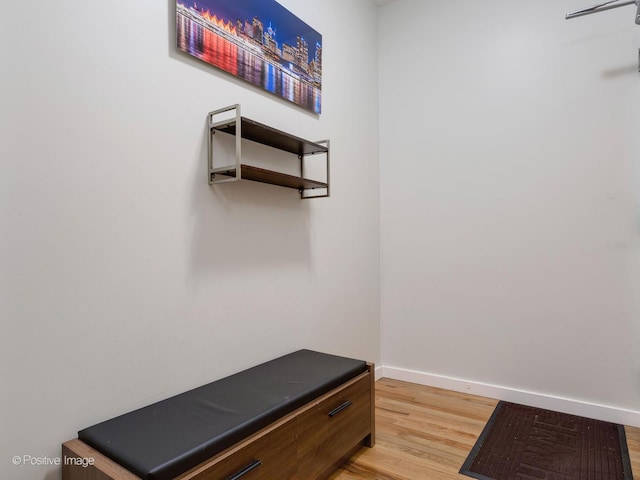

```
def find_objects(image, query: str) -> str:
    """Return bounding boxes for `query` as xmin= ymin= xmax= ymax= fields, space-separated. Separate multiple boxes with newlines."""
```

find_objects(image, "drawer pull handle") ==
xmin=328 ymin=400 xmax=353 ymax=417
xmin=227 ymin=459 xmax=262 ymax=480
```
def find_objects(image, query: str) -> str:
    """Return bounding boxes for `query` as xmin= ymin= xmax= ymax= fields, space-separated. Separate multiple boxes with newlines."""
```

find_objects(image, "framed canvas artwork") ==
xmin=177 ymin=0 xmax=322 ymax=114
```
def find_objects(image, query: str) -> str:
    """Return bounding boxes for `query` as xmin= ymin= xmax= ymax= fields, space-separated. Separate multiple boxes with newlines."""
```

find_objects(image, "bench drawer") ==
xmin=181 ymin=419 xmax=297 ymax=480
xmin=296 ymin=373 xmax=371 ymax=480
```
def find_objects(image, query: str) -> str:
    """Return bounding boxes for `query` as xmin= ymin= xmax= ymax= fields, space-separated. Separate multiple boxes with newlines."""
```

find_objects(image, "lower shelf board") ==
xmin=215 ymin=164 xmax=328 ymax=191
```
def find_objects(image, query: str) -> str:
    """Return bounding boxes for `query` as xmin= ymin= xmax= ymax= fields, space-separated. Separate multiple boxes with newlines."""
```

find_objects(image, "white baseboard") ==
xmin=380 ymin=365 xmax=640 ymax=428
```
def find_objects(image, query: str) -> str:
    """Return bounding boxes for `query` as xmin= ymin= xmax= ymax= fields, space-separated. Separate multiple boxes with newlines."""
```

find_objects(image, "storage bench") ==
xmin=62 ymin=350 xmax=375 ymax=480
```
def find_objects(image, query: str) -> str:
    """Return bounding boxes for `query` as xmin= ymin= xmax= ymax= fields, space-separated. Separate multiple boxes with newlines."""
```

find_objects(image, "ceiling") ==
xmin=371 ymin=0 xmax=396 ymax=5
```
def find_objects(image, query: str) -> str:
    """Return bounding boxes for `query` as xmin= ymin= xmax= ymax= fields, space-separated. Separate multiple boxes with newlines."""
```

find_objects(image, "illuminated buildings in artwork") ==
xmin=252 ymin=17 xmax=263 ymax=43
xmin=313 ymin=43 xmax=322 ymax=82
xmin=296 ymin=37 xmax=310 ymax=73
xmin=282 ymin=44 xmax=297 ymax=64
xmin=244 ymin=20 xmax=254 ymax=39
xmin=263 ymin=23 xmax=279 ymax=57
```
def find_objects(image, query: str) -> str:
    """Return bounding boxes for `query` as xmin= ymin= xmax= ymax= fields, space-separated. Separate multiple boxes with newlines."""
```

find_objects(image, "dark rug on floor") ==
xmin=460 ymin=401 xmax=634 ymax=480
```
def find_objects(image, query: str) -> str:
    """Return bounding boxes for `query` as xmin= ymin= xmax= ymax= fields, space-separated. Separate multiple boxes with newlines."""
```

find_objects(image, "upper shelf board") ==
xmin=211 ymin=117 xmax=328 ymax=157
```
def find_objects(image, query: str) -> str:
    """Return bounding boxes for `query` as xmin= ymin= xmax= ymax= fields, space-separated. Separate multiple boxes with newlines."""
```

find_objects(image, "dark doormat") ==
xmin=460 ymin=401 xmax=634 ymax=480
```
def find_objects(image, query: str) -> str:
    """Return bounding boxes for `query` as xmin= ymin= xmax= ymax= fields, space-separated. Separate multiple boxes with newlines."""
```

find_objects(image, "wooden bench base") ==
xmin=63 ymin=363 xmax=375 ymax=480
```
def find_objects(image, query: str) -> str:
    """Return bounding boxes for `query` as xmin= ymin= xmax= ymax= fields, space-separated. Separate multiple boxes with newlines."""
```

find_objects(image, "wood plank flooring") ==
xmin=329 ymin=378 xmax=640 ymax=480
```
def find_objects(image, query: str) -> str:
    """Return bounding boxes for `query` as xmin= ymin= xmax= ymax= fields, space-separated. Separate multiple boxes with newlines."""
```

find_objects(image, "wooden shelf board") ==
xmin=212 ymin=117 xmax=328 ymax=156
xmin=217 ymin=165 xmax=328 ymax=191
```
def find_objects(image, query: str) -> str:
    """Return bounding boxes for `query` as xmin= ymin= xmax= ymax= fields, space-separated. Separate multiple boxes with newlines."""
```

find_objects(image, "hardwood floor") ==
xmin=329 ymin=378 xmax=640 ymax=480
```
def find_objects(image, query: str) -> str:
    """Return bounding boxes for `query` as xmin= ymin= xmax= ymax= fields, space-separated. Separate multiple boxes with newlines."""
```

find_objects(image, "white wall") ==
xmin=0 ymin=1 xmax=380 ymax=479
xmin=6 ymin=0 xmax=640 ymax=476
xmin=379 ymin=0 xmax=640 ymax=425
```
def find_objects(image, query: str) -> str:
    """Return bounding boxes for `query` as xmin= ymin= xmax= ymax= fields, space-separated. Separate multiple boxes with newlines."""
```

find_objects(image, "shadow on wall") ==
xmin=601 ymin=63 xmax=639 ymax=78
xmin=189 ymin=127 xmax=312 ymax=276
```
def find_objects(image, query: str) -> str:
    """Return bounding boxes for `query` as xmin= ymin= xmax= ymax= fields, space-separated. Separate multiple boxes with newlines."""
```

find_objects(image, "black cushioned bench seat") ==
xmin=78 ymin=349 xmax=367 ymax=480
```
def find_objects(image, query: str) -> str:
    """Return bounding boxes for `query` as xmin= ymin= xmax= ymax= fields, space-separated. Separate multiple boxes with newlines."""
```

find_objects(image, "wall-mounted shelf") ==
xmin=208 ymin=105 xmax=330 ymax=199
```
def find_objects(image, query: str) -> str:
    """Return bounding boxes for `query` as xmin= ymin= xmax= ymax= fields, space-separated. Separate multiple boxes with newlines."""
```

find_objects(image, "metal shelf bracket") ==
xmin=300 ymin=139 xmax=330 ymax=199
xmin=208 ymin=104 xmax=242 ymax=185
